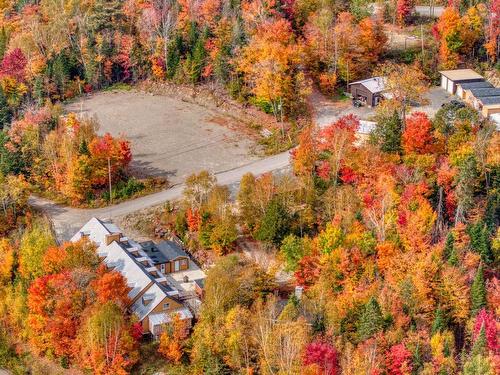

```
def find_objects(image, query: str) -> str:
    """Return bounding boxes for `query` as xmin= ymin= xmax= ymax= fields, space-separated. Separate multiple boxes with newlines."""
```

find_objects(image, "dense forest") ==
xmin=0 ymin=0 xmax=498 ymax=374
xmin=153 ymin=104 xmax=498 ymax=374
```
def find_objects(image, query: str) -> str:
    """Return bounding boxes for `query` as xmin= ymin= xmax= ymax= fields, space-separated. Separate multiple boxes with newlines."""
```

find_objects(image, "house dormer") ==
xmin=105 ymin=232 xmax=122 ymax=245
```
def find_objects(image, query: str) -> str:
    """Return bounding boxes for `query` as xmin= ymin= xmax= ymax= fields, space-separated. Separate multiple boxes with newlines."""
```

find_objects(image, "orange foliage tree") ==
xmin=158 ymin=313 xmax=190 ymax=363
xmin=402 ymin=112 xmax=435 ymax=154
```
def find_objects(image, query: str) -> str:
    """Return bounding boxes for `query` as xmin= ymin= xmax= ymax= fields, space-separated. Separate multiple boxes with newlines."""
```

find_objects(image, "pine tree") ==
xmin=470 ymin=265 xmax=487 ymax=316
xmin=0 ymin=27 xmax=8 ymax=61
xmin=0 ymin=87 xmax=12 ymax=130
xmin=483 ymin=192 xmax=499 ymax=235
xmin=468 ymin=223 xmax=493 ymax=263
xmin=471 ymin=326 xmax=487 ymax=357
xmin=432 ymin=308 xmax=447 ymax=334
xmin=448 ymin=246 xmax=459 ymax=266
xmin=443 ymin=232 xmax=455 ymax=260
xmin=256 ymin=199 xmax=290 ymax=246
xmin=79 ymin=139 xmax=89 ymax=156
xmin=371 ymin=110 xmax=402 ymax=154
xmin=357 ymin=297 xmax=384 ymax=341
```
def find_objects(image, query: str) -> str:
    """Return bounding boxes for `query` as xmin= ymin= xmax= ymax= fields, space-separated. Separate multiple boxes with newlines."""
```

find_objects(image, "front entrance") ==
xmin=174 ymin=260 xmax=180 ymax=272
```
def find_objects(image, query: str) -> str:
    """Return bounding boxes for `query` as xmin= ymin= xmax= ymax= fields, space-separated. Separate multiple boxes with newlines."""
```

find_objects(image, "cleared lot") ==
xmin=66 ymin=90 xmax=260 ymax=185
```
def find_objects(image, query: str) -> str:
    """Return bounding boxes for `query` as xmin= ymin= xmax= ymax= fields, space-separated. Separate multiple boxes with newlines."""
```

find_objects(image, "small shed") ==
xmin=348 ymin=77 xmax=386 ymax=107
xmin=439 ymin=69 xmax=484 ymax=95
xmin=456 ymin=81 xmax=493 ymax=99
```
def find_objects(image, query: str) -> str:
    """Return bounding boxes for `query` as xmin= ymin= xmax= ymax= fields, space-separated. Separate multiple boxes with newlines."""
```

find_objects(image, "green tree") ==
xmin=432 ymin=308 xmax=447 ymax=334
xmin=0 ymin=87 xmax=12 ymax=130
xmin=357 ymin=297 xmax=384 ymax=341
xmin=237 ymin=173 xmax=257 ymax=231
xmin=0 ymin=133 xmax=22 ymax=175
xmin=256 ymin=199 xmax=290 ymax=246
xmin=371 ymin=110 xmax=402 ymax=153
xmin=468 ymin=222 xmax=493 ymax=264
xmin=470 ymin=265 xmax=487 ymax=316
xmin=463 ymin=355 xmax=495 ymax=375
xmin=18 ymin=219 xmax=56 ymax=280
xmin=448 ymin=246 xmax=459 ymax=266
xmin=0 ymin=27 xmax=8 ymax=61
xmin=443 ymin=232 xmax=455 ymax=260
xmin=471 ymin=326 xmax=487 ymax=357
xmin=280 ymin=234 xmax=306 ymax=271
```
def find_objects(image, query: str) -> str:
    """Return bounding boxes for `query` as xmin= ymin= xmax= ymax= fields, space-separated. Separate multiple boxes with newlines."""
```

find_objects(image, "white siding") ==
xmin=447 ymin=79 xmax=454 ymax=94
xmin=441 ymin=75 xmax=448 ymax=90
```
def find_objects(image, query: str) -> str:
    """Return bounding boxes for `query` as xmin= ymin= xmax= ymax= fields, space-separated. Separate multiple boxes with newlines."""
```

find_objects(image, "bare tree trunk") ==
xmin=432 ymin=186 xmax=445 ymax=243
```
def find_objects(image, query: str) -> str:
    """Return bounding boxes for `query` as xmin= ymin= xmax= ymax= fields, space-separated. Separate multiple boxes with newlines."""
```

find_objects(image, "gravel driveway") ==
xmin=66 ymin=90 xmax=259 ymax=184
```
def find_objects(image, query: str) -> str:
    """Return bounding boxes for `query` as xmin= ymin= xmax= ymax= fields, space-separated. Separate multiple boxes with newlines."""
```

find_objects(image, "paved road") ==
xmin=30 ymin=151 xmax=291 ymax=241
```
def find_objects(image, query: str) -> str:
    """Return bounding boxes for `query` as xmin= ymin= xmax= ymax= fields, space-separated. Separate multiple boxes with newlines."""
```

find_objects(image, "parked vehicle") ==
xmin=353 ymin=99 xmax=363 ymax=107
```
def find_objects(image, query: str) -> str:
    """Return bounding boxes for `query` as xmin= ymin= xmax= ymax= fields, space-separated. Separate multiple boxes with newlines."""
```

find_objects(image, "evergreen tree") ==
xmin=256 ymin=199 xmax=290 ymax=246
xmin=471 ymin=326 xmax=487 ymax=357
xmin=484 ymin=190 xmax=499 ymax=235
xmin=443 ymin=232 xmax=455 ymax=261
xmin=448 ymin=246 xmax=459 ymax=266
xmin=432 ymin=308 xmax=447 ymax=334
xmin=189 ymin=36 xmax=206 ymax=83
xmin=470 ymin=265 xmax=487 ymax=316
xmin=0 ymin=87 xmax=11 ymax=130
xmin=371 ymin=110 xmax=402 ymax=153
xmin=468 ymin=222 xmax=493 ymax=264
xmin=79 ymin=139 xmax=89 ymax=156
xmin=357 ymin=297 xmax=384 ymax=341
xmin=0 ymin=132 xmax=22 ymax=175
xmin=0 ymin=27 xmax=8 ymax=62
xmin=462 ymin=355 xmax=494 ymax=375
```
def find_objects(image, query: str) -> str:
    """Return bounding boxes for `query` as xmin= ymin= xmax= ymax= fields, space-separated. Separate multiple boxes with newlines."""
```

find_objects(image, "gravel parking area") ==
xmin=66 ymin=90 xmax=260 ymax=185
xmin=323 ymin=87 xmax=455 ymax=123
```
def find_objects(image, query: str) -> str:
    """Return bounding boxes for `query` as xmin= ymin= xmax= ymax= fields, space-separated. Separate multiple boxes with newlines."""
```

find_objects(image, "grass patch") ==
xmin=103 ymin=82 xmax=133 ymax=92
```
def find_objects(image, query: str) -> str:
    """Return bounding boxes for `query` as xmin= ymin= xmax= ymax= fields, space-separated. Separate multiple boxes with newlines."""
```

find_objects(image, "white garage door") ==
xmin=447 ymin=79 xmax=454 ymax=94
xmin=441 ymin=75 xmax=447 ymax=90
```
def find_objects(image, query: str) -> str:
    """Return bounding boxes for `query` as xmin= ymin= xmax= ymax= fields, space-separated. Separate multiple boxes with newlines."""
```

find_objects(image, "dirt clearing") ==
xmin=66 ymin=89 xmax=261 ymax=185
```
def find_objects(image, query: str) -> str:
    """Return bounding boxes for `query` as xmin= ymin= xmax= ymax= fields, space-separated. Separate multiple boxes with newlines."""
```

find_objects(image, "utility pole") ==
xmin=421 ymin=23 xmax=425 ymax=66
xmin=108 ymin=157 xmax=112 ymax=206
xmin=346 ymin=60 xmax=349 ymax=91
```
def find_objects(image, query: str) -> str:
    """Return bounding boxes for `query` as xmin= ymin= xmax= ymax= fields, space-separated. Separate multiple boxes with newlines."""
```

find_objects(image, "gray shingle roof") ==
xmin=468 ymin=88 xmax=500 ymax=98
xmin=458 ymin=81 xmax=493 ymax=90
xmin=157 ymin=241 xmax=189 ymax=260
xmin=140 ymin=241 xmax=169 ymax=265
xmin=479 ymin=96 xmax=500 ymax=105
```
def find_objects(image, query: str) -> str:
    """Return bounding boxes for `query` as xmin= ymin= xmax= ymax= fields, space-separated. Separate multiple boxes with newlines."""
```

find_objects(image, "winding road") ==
xmin=29 ymin=151 xmax=292 ymax=241
xmin=29 ymin=90 xmax=341 ymax=241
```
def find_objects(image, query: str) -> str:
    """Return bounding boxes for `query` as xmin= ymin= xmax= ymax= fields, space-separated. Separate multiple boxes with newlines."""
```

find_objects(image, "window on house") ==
xmin=163 ymin=303 xmax=170 ymax=310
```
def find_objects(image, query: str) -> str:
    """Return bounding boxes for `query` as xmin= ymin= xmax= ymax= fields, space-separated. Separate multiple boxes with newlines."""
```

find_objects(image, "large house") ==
xmin=71 ymin=217 xmax=206 ymax=339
